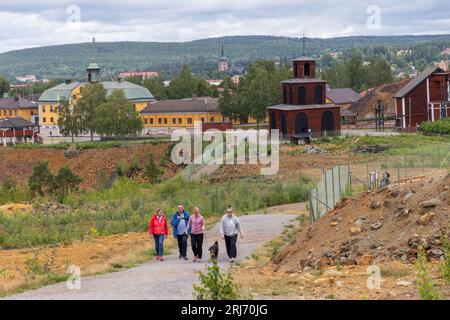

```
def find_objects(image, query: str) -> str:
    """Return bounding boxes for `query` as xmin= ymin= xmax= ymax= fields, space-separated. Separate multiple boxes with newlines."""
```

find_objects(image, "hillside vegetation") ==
xmin=1 ymin=35 xmax=450 ymax=80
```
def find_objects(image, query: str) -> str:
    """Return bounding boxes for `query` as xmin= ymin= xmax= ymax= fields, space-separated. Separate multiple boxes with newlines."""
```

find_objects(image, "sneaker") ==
xmin=156 ymin=256 xmax=160 ymax=261
xmin=197 ymin=259 xmax=202 ymax=263
xmin=160 ymin=257 xmax=164 ymax=261
xmin=183 ymin=256 xmax=189 ymax=260
xmin=193 ymin=257 xmax=197 ymax=262
xmin=179 ymin=254 xmax=182 ymax=259
xmin=230 ymin=258 xmax=235 ymax=263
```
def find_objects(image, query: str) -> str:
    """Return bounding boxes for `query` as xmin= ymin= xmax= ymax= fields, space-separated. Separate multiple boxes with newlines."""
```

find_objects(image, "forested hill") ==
xmin=1 ymin=34 xmax=450 ymax=81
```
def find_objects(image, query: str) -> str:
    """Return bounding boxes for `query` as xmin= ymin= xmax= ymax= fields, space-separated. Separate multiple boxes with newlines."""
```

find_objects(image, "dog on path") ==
xmin=209 ymin=241 xmax=219 ymax=260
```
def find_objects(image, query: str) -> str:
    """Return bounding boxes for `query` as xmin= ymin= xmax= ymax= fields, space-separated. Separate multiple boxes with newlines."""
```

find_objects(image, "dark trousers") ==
xmin=153 ymin=234 xmax=165 ymax=256
xmin=224 ymin=234 xmax=238 ymax=259
xmin=191 ymin=234 xmax=204 ymax=259
xmin=177 ymin=234 xmax=188 ymax=257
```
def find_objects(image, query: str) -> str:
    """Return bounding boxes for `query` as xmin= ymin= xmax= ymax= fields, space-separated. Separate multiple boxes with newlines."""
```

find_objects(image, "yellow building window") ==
xmin=164 ymin=118 xmax=168 ymax=124
xmin=43 ymin=117 xmax=47 ymax=123
xmin=210 ymin=117 xmax=215 ymax=122
xmin=150 ymin=118 xmax=154 ymax=125
xmin=187 ymin=118 xmax=193 ymax=124
xmin=50 ymin=117 xmax=54 ymax=123
xmin=201 ymin=117 xmax=205 ymax=122
xmin=172 ymin=118 xmax=176 ymax=125
xmin=178 ymin=118 xmax=182 ymax=124
xmin=158 ymin=118 xmax=162 ymax=124
xmin=42 ymin=106 xmax=46 ymax=113
xmin=144 ymin=118 xmax=148 ymax=124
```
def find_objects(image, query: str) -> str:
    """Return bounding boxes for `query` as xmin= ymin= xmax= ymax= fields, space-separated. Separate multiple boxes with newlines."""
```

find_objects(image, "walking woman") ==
xmin=149 ymin=208 xmax=169 ymax=261
xmin=219 ymin=206 xmax=244 ymax=263
xmin=186 ymin=207 xmax=205 ymax=262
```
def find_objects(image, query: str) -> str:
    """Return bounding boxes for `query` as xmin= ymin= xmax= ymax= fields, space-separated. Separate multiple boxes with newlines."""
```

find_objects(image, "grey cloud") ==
xmin=0 ymin=0 xmax=449 ymax=53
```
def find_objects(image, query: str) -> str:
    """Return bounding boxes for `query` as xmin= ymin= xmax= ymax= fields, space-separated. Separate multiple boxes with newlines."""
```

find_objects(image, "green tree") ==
xmin=367 ymin=57 xmax=393 ymax=88
xmin=77 ymin=83 xmax=107 ymax=141
xmin=54 ymin=166 xmax=82 ymax=198
xmin=58 ymin=97 xmax=81 ymax=143
xmin=143 ymin=77 xmax=168 ymax=100
xmin=28 ymin=161 xmax=54 ymax=197
xmin=239 ymin=61 xmax=285 ymax=127
xmin=94 ymin=89 xmax=143 ymax=138
xmin=144 ymin=154 xmax=163 ymax=183
xmin=345 ymin=55 xmax=367 ymax=92
xmin=168 ymin=65 xmax=196 ymax=99
xmin=218 ymin=85 xmax=237 ymax=121
xmin=0 ymin=76 xmax=10 ymax=97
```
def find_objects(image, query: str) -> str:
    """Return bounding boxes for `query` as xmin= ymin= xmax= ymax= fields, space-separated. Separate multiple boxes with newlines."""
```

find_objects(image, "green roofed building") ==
xmin=38 ymin=59 xmax=154 ymax=135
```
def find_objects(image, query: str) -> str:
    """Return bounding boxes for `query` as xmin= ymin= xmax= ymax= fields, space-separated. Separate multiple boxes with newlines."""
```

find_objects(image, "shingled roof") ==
xmin=394 ymin=66 xmax=442 ymax=98
xmin=0 ymin=97 xmax=38 ymax=109
xmin=326 ymin=88 xmax=361 ymax=105
xmin=0 ymin=117 xmax=38 ymax=129
xmin=141 ymin=97 xmax=219 ymax=114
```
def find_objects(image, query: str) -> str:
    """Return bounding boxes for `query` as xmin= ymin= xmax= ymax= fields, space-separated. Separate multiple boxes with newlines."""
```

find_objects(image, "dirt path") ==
xmin=6 ymin=214 xmax=296 ymax=300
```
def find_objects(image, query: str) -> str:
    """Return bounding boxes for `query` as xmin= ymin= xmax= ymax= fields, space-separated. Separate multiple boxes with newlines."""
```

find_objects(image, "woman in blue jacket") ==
xmin=171 ymin=204 xmax=191 ymax=260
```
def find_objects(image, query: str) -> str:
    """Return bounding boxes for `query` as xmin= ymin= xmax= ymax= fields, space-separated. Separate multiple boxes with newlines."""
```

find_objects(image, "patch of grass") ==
xmin=381 ymin=265 xmax=412 ymax=278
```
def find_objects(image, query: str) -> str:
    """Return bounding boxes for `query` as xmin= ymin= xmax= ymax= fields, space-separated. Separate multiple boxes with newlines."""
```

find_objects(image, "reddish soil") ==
xmin=0 ymin=143 xmax=176 ymax=189
xmin=276 ymin=174 xmax=450 ymax=272
xmin=349 ymin=79 xmax=410 ymax=119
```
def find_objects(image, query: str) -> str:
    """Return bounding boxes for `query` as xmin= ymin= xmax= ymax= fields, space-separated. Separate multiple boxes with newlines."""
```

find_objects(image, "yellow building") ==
xmin=0 ymin=97 xmax=39 ymax=123
xmin=141 ymin=97 xmax=225 ymax=128
xmin=38 ymin=59 xmax=154 ymax=134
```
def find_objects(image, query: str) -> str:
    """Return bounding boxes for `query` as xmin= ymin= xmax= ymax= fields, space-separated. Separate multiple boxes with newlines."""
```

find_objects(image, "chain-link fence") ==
xmin=309 ymin=165 xmax=350 ymax=222
xmin=309 ymin=143 xmax=450 ymax=223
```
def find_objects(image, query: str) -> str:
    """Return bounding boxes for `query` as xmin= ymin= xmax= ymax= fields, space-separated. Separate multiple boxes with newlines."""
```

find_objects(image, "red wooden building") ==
xmin=0 ymin=117 xmax=39 ymax=146
xmin=394 ymin=66 xmax=450 ymax=129
xmin=268 ymin=57 xmax=341 ymax=138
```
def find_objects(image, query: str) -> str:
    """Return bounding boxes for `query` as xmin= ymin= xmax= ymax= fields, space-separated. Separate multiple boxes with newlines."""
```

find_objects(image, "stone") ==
xmin=428 ymin=249 xmax=444 ymax=260
xmin=420 ymin=198 xmax=441 ymax=208
xmin=396 ymin=280 xmax=412 ymax=287
xmin=383 ymin=200 xmax=391 ymax=208
xmin=359 ymin=254 xmax=373 ymax=266
xmin=417 ymin=212 xmax=435 ymax=226
xmin=324 ymin=269 xmax=343 ymax=277
xmin=350 ymin=226 xmax=362 ymax=236
xmin=371 ymin=222 xmax=383 ymax=230
xmin=370 ymin=201 xmax=381 ymax=209
xmin=330 ymin=222 xmax=338 ymax=226
xmin=390 ymin=190 xmax=400 ymax=198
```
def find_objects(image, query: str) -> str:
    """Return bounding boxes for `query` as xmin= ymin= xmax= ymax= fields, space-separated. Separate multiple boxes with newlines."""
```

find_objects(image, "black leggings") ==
xmin=224 ymin=234 xmax=238 ymax=259
xmin=191 ymin=234 xmax=204 ymax=259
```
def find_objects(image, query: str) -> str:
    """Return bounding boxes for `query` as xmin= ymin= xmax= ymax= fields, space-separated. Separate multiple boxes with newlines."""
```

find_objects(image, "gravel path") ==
xmin=7 ymin=214 xmax=296 ymax=300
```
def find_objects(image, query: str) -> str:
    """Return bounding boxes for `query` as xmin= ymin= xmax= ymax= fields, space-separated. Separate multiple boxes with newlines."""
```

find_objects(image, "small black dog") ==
xmin=209 ymin=241 xmax=219 ymax=260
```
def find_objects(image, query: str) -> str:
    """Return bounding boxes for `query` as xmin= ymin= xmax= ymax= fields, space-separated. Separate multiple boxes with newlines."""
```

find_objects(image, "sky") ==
xmin=0 ymin=0 xmax=449 ymax=53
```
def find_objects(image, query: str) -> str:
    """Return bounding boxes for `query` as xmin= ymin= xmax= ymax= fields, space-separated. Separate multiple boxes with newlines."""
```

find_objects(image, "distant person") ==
xmin=186 ymin=207 xmax=205 ymax=262
xmin=370 ymin=170 xmax=378 ymax=189
xmin=380 ymin=172 xmax=391 ymax=187
xmin=219 ymin=206 xmax=244 ymax=263
xmin=149 ymin=208 xmax=169 ymax=261
xmin=171 ymin=204 xmax=190 ymax=260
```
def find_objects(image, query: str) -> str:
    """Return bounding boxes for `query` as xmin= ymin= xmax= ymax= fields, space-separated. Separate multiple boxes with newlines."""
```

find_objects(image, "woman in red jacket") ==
xmin=149 ymin=208 xmax=169 ymax=261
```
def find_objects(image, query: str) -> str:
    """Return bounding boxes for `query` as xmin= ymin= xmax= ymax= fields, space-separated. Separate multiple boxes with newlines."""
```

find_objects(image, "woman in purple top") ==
xmin=186 ymin=207 xmax=205 ymax=262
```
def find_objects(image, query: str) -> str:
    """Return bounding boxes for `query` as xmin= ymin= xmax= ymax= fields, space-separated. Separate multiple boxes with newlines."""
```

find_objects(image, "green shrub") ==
xmin=193 ymin=259 xmax=240 ymax=300
xmin=440 ymin=234 xmax=450 ymax=285
xmin=416 ymin=246 xmax=441 ymax=300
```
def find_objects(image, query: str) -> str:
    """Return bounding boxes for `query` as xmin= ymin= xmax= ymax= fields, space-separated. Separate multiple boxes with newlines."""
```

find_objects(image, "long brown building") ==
xmin=394 ymin=66 xmax=449 ymax=129
xmin=268 ymin=57 xmax=341 ymax=138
